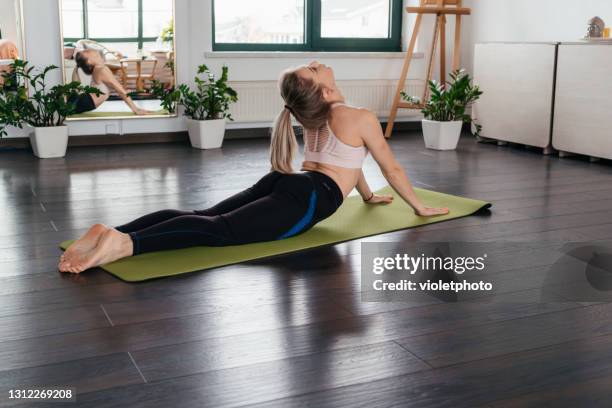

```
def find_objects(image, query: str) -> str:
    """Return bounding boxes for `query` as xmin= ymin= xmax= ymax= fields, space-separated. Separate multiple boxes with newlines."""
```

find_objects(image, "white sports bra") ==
xmin=302 ymin=102 xmax=368 ymax=169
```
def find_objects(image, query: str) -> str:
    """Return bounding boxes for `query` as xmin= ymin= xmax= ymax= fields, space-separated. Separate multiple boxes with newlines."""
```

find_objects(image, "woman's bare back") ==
xmin=301 ymin=103 xmax=369 ymax=197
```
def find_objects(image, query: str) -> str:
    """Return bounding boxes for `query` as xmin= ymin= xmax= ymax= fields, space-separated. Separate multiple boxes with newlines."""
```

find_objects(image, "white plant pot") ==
xmin=187 ymin=118 xmax=226 ymax=149
xmin=30 ymin=126 xmax=69 ymax=158
xmin=421 ymin=119 xmax=463 ymax=150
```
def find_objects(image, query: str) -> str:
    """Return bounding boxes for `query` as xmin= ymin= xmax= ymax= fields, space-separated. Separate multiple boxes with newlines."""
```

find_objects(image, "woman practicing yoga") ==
xmin=58 ymin=60 xmax=449 ymax=273
xmin=69 ymin=49 xmax=153 ymax=115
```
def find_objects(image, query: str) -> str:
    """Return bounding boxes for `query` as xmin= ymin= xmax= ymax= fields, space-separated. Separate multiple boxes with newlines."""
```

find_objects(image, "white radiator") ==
xmin=227 ymin=79 xmax=425 ymax=123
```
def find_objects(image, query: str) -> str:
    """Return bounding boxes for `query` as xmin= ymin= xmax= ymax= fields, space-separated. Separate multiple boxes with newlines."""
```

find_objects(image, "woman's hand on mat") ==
xmin=415 ymin=206 xmax=449 ymax=217
xmin=366 ymin=194 xmax=394 ymax=204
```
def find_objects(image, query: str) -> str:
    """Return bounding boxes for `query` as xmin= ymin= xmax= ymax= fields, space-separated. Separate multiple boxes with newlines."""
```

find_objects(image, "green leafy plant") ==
xmin=159 ymin=20 xmax=174 ymax=46
xmin=0 ymin=60 xmax=100 ymax=137
xmin=402 ymin=69 xmax=483 ymax=136
xmin=151 ymin=80 xmax=181 ymax=114
xmin=179 ymin=64 xmax=238 ymax=121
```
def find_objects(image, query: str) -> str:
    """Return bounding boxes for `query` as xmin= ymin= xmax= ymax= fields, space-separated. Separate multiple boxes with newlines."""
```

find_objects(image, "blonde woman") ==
xmin=59 ymin=60 xmax=449 ymax=274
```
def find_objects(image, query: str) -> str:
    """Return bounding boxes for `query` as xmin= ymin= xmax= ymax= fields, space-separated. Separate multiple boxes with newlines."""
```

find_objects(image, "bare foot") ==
xmin=66 ymin=228 xmax=134 ymax=274
xmin=61 ymin=248 xmax=96 ymax=273
xmin=59 ymin=224 xmax=109 ymax=271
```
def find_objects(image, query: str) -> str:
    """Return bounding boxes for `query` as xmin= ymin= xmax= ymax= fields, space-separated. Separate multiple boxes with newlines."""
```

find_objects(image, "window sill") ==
xmin=204 ymin=51 xmax=424 ymax=59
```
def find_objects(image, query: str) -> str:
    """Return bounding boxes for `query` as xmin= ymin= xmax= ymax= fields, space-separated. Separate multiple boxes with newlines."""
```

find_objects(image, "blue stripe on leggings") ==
xmin=277 ymin=190 xmax=317 ymax=239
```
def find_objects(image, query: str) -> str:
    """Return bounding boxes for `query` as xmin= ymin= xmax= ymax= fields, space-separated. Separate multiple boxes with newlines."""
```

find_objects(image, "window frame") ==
xmin=212 ymin=0 xmax=403 ymax=52
xmin=63 ymin=0 xmax=158 ymax=50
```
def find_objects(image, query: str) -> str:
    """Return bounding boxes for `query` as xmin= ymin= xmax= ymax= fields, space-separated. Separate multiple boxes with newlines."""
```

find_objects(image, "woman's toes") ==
xmin=59 ymin=259 xmax=69 ymax=270
xmin=72 ymin=253 xmax=95 ymax=273
xmin=72 ymin=262 xmax=87 ymax=274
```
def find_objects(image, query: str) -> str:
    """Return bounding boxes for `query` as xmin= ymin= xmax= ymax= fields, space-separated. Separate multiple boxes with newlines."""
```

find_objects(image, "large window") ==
xmin=62 ymin=0 xmax=173 ymax=56
xmin=212 ymin=0 xmax=402 ymax=52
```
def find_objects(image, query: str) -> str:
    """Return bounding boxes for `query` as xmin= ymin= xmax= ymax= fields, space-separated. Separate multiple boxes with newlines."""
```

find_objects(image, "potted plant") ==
xmin=402 ymin=69 xmax=482 ymax=151
xmin=0 ymin=60 xmax=100 ymax=158
xmin=179 ymin=64 xmax=238 ymax=149
xmin=151 ymin=78 xmax=180 ymax=115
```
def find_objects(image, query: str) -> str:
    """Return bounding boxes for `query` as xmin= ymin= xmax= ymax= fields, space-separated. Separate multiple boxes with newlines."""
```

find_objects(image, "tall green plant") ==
xmin=0 ymin=60 xmax=100 ymax=137
xmin=179 ymin=64 xmax=238 ymax=121
xmin=402 ymin=69 xmax=483 ymax=136
xmin=151 ymin=80 xmax=180 ymax=114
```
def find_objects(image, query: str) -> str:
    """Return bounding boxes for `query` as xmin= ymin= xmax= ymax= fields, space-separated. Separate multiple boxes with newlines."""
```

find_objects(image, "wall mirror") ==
xmin=0 ymin=0 xmax=25 ymax=89
xmin=59 ymin=0 xmax=176 ymax=120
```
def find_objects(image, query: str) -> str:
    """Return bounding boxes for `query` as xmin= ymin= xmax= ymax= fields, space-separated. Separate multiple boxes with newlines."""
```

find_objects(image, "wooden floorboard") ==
xmin=396 ymin=302 xmax=612 ymax=367
xmin=1 ymin=133 xmax=611 ymax=407
xmin=0 ymin=353 xmax=144 ymax=405
xmin=30 ymin=342 xmax=428 ymax=408
xmin=246 ymin=332 xmax=612 ymax=408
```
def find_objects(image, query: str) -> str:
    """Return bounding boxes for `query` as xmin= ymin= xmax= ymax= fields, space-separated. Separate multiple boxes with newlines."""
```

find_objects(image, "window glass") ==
xmin=320 ymin=0 xmax=390 ymax=38
xmin=87 ymin=0 xmax=139 ymax=38
xmin=142 ymin=0 xmax=173 ymax=38
xmin=214 ymin=0 xmax=305 ymax=44
xmin=61 ymin=0 xmax=84 ymax=39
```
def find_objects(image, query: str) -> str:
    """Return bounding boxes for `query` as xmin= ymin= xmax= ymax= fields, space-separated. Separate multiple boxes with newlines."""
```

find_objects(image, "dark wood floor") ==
xmin=1 ymin=132 xmax=612 ymax=408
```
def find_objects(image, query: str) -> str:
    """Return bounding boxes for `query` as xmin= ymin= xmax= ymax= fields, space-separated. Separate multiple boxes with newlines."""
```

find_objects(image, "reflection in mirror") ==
xmin=0 ymin=0 xmax=25 ymax=90
xmin=59 ymin=0 xmax=176 ymax=120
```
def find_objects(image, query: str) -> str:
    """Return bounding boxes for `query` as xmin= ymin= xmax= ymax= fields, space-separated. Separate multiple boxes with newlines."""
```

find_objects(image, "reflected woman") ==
xmin=0 ymin=39 xmax=19 ymax=88
xmin=69 ymin=49 xmax=153 ymax=115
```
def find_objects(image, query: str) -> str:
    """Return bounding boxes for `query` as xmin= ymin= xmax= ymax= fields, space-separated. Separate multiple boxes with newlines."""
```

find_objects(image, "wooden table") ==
xmin=119 ymin=57 xmax=158 ymax=92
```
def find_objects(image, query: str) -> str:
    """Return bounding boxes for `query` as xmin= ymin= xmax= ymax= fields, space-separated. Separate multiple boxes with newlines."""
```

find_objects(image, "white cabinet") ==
xmin=553 ymin=43 xmax=612 ymax=160
xmin=473 ymin=42 xmax=558 ymax=149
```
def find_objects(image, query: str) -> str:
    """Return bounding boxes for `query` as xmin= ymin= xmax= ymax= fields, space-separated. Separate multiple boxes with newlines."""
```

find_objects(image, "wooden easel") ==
xmin=384 ymin=0 xmax=471 ymax=138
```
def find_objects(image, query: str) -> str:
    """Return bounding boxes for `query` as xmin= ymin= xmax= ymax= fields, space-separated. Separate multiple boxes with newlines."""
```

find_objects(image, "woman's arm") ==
xmin=358 ymin=111 xmax=448 ymax=216
xmin=98 ymin=67 xmax=151 ymax=115
xmin=356 ymin=170 xmax=393 ymax=204
xmin=355 ymin=170 xmax=372 ymax=199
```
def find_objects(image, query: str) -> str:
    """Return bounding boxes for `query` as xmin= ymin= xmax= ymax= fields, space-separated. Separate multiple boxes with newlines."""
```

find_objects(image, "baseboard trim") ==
xmin=0 ymin=138 xmax=29 ymax=149
xmin=69 ymin=132 xmax=190 ymax=146
xmin=0 ymin=121 xmax=424 ymax=150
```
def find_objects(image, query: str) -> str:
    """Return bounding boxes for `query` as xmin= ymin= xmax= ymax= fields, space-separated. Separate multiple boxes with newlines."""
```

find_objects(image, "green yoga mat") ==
xmin=60 ymin=186 xmax=491 ymax=282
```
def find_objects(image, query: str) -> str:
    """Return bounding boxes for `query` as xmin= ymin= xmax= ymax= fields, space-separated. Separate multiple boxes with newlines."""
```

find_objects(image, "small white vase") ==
xmin=421 ymin=119 xmax=463 ymax=151
xmin=187 ymin=118 xmax=226 ymax=149
xmin=30 ymin=126 xmax=69 ymax=158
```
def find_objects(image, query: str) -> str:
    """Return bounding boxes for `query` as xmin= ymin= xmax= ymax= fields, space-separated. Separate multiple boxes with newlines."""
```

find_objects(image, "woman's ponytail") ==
xmin=270 ymin=69 xmax=331 ymax=173
xmin=270 ymin=107 xmax=297 ymax=173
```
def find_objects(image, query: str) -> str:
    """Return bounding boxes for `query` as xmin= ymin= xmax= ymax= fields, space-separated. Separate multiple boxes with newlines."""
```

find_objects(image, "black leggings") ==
xmin=68 ymin=93 xmax=97 ymax=114
xmin=115 ymin=171 xmax=344 ymax=255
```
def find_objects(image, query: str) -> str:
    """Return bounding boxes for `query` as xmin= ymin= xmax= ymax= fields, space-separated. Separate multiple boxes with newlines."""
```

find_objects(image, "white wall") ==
xmin=4 ymin=0 xmax=435 ymax=138
xmin=462 ymin=0 xmax=612 ymax=74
